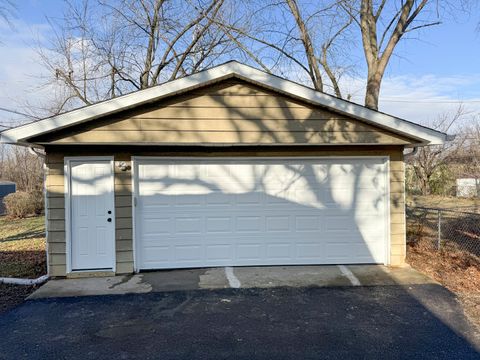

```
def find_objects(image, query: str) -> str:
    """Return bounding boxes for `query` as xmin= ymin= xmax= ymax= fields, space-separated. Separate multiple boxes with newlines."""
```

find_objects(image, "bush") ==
xmin=3 ymin=191 xmax=44 ymax=219
xmin=429 ymin=164 xmax=455 ymax=196
xmin=30 ymin=190 xmax=45 ymax=215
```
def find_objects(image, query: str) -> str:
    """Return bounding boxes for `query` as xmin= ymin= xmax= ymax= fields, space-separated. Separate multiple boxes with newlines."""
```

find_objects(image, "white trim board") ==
xmin=0 ymin=61 xmax=449 ymax=146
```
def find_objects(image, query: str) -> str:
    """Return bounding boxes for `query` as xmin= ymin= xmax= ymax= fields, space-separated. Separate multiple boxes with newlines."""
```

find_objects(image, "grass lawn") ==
xmin=0 ymin=215 xmax=46 ymax=314
xmin=0 ymin=215 xmax=46 ymax=278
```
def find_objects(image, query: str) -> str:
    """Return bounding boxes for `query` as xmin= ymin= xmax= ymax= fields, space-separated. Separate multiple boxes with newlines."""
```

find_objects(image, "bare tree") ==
xmin=285 ymin=0 xmax=324 ymax=91
xmin=228 ymin=1 xmax=470 ymax=110
xmin=38 ymin=0 xmax=234 ymax=112
xmin=213 ymin=0 xmax=353 ymax=97
xmin=408 ymin=106 xmax=467 ymax=195
xmin=455 ymin=122 xmax=480 ymax=179
xmin=0 ymin=146 xmax=43 ymax=193
xmin=33 ymin=0 xmax=473 ymax=113
xmin=340 ymin=0 xmax=451 ymax=110
xmin=216 ymin=0 xmax=457 ymax=105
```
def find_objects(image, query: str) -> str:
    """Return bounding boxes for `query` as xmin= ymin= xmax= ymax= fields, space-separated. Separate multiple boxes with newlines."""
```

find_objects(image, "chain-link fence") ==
xmin=406 ymin=206 xmax=480 ymax=257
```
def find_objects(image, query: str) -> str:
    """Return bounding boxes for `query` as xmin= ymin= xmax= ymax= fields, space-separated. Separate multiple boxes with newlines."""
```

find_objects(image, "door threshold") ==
xmin=67 ymin=270 xmax=115 ymax=279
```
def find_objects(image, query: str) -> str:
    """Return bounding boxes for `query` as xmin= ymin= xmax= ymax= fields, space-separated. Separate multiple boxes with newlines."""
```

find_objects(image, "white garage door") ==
xmin=134 ymin=157 xmax=389 ymax=270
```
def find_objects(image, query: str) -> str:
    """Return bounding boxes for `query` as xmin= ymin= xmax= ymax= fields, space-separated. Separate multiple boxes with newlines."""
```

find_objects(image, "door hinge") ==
xmin=134 ymin=197 xmax=137 ymax=207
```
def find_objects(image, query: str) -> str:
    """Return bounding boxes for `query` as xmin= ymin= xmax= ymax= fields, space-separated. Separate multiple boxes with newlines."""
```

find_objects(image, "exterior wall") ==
xmin=45 ymin=145 xmax=405 ymax=277
xmin=45 ymin=151 xmax=134 ymax=276
xmin=33 ymin=81 xmax=416 ymax=146
xmin=456 ymin=178 xmax=479 ymax=198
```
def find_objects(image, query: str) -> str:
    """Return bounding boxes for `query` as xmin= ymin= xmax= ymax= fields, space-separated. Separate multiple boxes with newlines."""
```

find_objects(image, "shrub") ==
xmin=30 ymin=190 xmax=45 ymax=215
xmin=429 ymin=164 xmax=455 ymax=196
xmin=3 ymin=191 xmax=44 ymax=219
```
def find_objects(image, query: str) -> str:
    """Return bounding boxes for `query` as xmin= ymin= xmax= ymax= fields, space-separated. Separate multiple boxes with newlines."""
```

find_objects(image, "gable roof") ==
xmin=0 ymin=61 xmax=450 ymax=146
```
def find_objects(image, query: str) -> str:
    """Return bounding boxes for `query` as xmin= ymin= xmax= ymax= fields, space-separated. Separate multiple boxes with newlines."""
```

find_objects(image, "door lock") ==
xmin=107 ymin=218 xmax=112 ymax=222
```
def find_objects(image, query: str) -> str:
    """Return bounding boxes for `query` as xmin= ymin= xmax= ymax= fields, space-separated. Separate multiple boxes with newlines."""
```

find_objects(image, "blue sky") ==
xmin=14 ymin=0 xmax=63 ymax=25
xmin=1 ymin=0 xmax=480 ymax=128
xmin=391 ymin=11 xmax=480 ymax=78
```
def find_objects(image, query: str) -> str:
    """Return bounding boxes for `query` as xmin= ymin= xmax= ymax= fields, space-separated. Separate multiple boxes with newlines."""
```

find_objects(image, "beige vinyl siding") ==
xmin=33 ymin=81 xmax=416 ymax=146
xmin=114 ymin=153 xmax=134 ymax=272
xmin=44 ymin=145 xmax=406 ymax=276
xmin=45 ymin=159 xmax=66 ymax=276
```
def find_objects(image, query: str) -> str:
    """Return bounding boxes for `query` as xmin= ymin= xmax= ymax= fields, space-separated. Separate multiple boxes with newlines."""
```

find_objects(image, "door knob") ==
xmin=107 ymin=218 xmax=112 ymax=222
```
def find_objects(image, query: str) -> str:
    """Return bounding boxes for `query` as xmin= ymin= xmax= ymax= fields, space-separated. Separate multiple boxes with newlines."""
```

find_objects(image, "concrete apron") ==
xmin=29 ymin=265 xmax=437 ymax=299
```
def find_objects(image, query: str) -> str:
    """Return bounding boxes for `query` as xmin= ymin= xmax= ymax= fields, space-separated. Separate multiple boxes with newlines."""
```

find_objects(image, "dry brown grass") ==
xmin=407 ymin=241 xmax=480 ymax=330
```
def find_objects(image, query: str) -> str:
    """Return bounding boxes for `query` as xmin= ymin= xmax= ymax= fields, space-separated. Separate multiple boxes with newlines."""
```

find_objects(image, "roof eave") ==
xmin=0 ymin=61 xmax=450 ymax=147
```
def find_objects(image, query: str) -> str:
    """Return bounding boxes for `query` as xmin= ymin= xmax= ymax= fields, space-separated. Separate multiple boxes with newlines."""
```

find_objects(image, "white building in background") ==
xmin=456 ymin=178 xmax=480 ymax=198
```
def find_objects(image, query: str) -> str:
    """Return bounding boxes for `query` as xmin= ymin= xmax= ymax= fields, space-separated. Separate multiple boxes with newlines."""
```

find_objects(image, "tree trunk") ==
xmin=286 ymin=0 xmax=323 ymax=92
xmin=365 ymin=68 xmax=383 ymax=110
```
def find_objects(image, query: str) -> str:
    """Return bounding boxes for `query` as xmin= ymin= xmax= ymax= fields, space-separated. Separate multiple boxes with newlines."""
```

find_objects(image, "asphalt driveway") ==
xmin=0 ymin=283 xmax=478 ymax=359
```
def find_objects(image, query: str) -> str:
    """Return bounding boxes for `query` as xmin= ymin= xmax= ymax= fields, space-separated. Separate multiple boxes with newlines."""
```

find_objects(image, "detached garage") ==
xmin=0 ymin=61 xmax=449 ymax=277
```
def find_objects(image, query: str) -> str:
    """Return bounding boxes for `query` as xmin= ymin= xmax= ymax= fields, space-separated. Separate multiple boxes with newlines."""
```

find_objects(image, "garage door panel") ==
xmin=355 ymin=199 xmax=387 ymax=212
xmin=264 ymin=193 xmax=296 ymax=206
xmin=266 ymin=216 xmax=291 ymax=232
xmin=266 ymin=243 xmax=294 ymax=259
xmin=327 ymin=192 xmax=386 ymax=208
xmin=235 ymin=243 xmax=263 ymax=261
xmin=141 ymin=217 xmax=172 ymax=234
xmin=175 ymin=245 xmax=204 ymax=262
xmin=174 ymin=217 xmax=203 ymax=234
xmin=140 ymin=195 xmax=173 ymax=208
xmin=325 ymin=243 xmax=351 ymax=260
xmin=295 ymin=215 xmax=320 ymax=231
xmin=142 ymin=246 xmax=171 ymax=264
xmin=236 ymin=192 xmax=264 ymax=206
xmin=206 ymin=216 xmax=233 ymax=233
xmin=174 ymin=195 xmax=205 ymax=207
xmin=352 ymin=243 xmax=379 ymax=258
xmin=324 ymin=215 xmax=359 ymax=232
xmin=236 ymin=216 xmax=264 ymax=232
xmin=296 ymin=243 xmax=325 ymax=259
xmin=135 ymin=158 xmax=388 ymax=269
xmin=205 ymin=245 xmax=233 ymax=261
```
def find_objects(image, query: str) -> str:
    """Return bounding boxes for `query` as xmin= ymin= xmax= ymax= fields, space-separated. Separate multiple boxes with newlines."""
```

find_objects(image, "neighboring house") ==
xmin=456 ymin=178 xmax=480 ymax=198
xmin=0 ymin=61 xmax=449 ymax=278
xmin=0 ymin=181 xmax=16 ymax=215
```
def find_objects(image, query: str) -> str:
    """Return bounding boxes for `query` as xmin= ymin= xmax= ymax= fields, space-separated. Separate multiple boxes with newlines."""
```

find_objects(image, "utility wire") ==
xmin=380 ymin=99 xmax=480 ymax=104
xmin=0 ymin=107 xmax=41 ymax=130
xmin=0 ymin=107 xmax=36 ymax=118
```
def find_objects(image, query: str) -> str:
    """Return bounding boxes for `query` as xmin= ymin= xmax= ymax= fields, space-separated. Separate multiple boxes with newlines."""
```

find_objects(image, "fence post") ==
xmin=437 ymin=210 xmax=442 ymax=250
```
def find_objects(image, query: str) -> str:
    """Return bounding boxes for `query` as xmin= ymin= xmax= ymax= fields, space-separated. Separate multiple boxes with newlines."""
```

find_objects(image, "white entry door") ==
xmin=69 ymin=160 xmax=115 ymax=271
xmin=135 ymin=157 xmax=389 ymax=270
